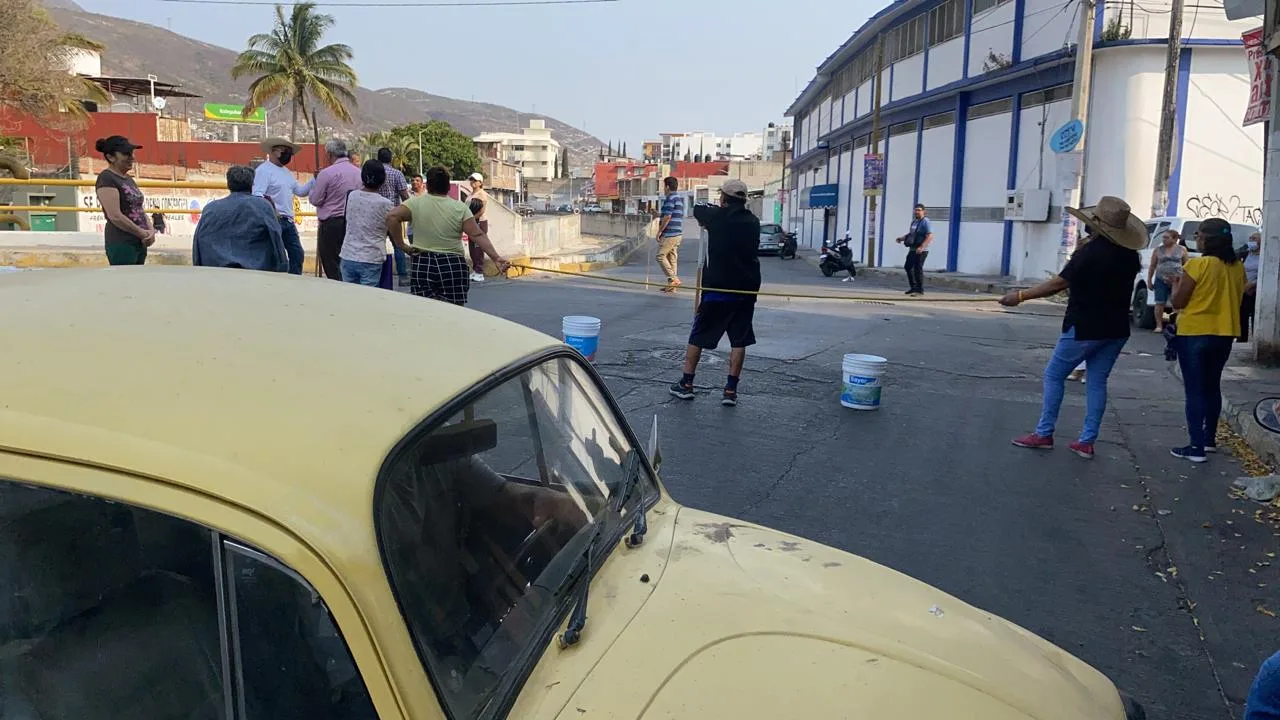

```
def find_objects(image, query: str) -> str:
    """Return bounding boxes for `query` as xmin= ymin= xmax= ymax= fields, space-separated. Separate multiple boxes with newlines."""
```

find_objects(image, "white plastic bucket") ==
xmin=841 ymin=353 xmax=887 ymax=410
xmin=562 ymin=315 xmax=602 ymax=362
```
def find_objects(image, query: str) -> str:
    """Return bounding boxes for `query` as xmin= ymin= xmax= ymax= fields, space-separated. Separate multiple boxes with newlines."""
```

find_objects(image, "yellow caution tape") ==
xmin=508 ymin=263 xmax=1005 ymax=303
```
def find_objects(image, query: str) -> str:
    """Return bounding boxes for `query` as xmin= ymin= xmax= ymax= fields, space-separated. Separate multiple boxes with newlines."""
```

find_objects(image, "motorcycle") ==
xmin=819 ymin=232 xmax=857 ymax=280
xmin=778 ymin=231 xmax=798 ymax=260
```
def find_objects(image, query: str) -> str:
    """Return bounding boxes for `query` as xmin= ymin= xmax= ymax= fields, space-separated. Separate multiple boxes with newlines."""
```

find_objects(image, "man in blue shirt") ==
xmin=193 ymin=165 xmax=287 ymax=272
xmin=656 ymin=176 xmax=685 ymax=292
xmin=896 ymin=203 xmax=933 ymax=296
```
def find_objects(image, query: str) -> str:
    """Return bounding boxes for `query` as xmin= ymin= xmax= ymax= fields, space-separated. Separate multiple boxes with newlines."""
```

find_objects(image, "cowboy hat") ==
xmin=1066 ymin=196 xmax=1148 ymax=251
xmin=260 ymin=137 xmax=300 ymax=154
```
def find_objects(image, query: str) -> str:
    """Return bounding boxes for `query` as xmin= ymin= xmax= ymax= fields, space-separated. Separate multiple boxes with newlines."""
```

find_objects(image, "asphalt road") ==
xmin=464 ymin=232 xmax=1280 ymax=718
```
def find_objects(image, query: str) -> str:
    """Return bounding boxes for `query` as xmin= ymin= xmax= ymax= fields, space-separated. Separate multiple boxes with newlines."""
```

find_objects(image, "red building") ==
xmin=0 ymin=109 xmax=323 ymax=177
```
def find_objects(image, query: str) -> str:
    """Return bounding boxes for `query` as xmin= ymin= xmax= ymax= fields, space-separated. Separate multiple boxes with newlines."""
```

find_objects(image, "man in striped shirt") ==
xmin=657 ymin=176 xmax=684 ymax=292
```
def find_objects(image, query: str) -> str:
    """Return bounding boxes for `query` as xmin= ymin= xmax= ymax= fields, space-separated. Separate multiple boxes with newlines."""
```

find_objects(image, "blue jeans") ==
xmin=1176 ymin=335 xmax=1233 ymax=449
xmin=393 ymin=246 xmax=407 ymax=277
xmin=1247 ymin=650 xmax=1280 ymax=720
xmin=1035 ymin=328 xmax=1128 ymax=443
xmin=279 ymin=216 xmax=303 ymax=275
xmin=340 ymin=258 xmax=383 ymax=286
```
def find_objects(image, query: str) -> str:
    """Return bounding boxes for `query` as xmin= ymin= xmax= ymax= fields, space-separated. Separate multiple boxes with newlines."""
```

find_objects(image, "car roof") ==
xmin=0 ymin=267 xmax=558 ymax=533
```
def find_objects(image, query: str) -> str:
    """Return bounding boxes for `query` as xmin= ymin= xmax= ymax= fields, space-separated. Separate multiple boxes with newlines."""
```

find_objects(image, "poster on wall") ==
xmin=1242 ymin=27 xmax=1273 ymax=127
xmin=863 ymin=154 xmax=884 ymax=197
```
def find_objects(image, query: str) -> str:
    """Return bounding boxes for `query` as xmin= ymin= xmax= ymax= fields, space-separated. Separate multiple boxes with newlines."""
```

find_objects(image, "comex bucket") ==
xmin=841 ymin=353 xmax=887 ymax=410
xmin=562 ymin=316 xmax=602 ymax=362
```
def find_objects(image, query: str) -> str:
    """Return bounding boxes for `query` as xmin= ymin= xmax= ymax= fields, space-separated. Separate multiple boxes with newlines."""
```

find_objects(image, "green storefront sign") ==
xmin=203 ymin=103 xmax=265 ymax=123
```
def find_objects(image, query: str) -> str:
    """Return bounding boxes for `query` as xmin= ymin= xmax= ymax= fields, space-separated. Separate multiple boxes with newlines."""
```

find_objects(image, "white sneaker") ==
xmin=470 ymin=272 xmax=484 ymax=282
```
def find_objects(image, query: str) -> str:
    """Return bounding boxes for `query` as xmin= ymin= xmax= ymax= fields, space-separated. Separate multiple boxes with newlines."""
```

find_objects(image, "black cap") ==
xmin=1199 ymin=218 xmax=1233 ymax=238
xmin=94 ymin=135 xmax=142 ymax=155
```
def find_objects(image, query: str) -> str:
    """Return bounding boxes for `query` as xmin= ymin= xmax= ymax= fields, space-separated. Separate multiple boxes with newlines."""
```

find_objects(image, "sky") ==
xmin=72 ymin=0 xmax=881 ymax=149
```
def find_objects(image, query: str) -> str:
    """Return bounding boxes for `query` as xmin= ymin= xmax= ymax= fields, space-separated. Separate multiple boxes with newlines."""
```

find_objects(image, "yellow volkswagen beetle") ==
xmin=0 ymin=268 xmax=1144 ymax=720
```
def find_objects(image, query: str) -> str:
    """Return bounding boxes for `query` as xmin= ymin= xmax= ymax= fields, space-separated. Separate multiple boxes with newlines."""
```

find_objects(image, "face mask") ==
xmin=278 ymin=150 xmax=293 ymax=166
xmin=1249 ymin=242 xmax=1259 ymax=252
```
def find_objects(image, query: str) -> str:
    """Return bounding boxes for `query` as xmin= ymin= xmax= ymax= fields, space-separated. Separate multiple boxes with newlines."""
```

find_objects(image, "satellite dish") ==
xmin=152 ymin=96 xmax=167 ymax=111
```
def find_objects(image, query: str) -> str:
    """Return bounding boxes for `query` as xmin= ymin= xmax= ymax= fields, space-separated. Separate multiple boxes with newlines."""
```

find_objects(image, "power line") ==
xmin=159 ymin=0 xmax=616 ymax=6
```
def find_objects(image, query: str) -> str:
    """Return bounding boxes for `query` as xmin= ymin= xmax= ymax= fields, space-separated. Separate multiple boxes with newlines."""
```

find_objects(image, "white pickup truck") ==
xmin=1129 ymin=216 xmax=1259 ymax=329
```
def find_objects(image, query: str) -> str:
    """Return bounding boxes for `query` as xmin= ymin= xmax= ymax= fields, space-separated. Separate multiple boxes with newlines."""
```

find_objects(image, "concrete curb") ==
xmin=1222 ymin=394 xmax=1280 ymax=471
xmin=525 ymin=234 xmax=648 ymax=275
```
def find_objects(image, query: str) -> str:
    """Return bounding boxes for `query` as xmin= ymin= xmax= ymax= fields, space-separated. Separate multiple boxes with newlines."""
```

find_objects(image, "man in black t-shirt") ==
xmin=998 ymin=196 xmax=1146 ymax=460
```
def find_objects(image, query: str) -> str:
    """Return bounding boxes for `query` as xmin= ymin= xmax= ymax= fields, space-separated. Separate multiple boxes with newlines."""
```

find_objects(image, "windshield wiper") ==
xmin=615 ymin=449 xmax=648 ymax=549
xmin=558 ymin=522 xmax=603 ymax=648
xmin=559 ymin=452 xmax=650 ymax=648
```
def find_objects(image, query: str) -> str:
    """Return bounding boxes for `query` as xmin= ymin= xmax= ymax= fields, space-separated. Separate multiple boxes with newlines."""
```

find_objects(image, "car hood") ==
xmin=557 ymin=507 xmax=1124 ymax=720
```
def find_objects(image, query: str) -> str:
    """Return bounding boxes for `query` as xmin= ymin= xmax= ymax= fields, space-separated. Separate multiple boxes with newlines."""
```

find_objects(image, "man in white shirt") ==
xmin=252 ymin=137 xmax=314 ymax=275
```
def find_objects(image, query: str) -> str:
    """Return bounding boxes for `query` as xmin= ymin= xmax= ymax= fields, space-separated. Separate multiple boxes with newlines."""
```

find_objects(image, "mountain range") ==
xmin=41 ymin=0 xmax=606 ymax=164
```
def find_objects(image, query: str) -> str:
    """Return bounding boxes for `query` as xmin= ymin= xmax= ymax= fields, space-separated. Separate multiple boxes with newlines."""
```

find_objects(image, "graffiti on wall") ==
xmin=1184 ymin=193 xmax=1263 ymax=226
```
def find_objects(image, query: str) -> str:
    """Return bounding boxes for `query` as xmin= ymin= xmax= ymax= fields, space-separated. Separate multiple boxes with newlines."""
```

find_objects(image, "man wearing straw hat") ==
xmin=999 ymin=196 xmax=1145 ymax=460
xmin=252 ymin=137 xmax=314 ymax=275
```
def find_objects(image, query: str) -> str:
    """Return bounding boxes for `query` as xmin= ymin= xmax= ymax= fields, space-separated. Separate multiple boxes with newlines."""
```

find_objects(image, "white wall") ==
xmin=892 ymin=53 xmax=926 ymax=102
xmin=1021 ymin=0 xmax=1079 ymax=60
xmin=835 ymin=146 xmax=853 ymax=244
xmin=1176 ymin=47 xmax=1265 ymax=224
xmin=967 ymin=1 xmax=1016 ymax=78
xmin=1012 ymin=97 xmax=1073 ymax=280
xmin=857 ymin=79 xmax=874 ymax=119
xmin=841 ymin=91 xmax=855 ymax=128
xmin=919 ymin=124 xmax=956 ymax=270
xmin=958 ymin=111 xmax=1012 ymax=274
xmin=1082 ymin=47 xmax=1166 ymax=211
xmin=1102 ymin=1 xmax=1259 ymax=41
xmin=881 ymin=131 xmax=919 ymax=268
xmin=848 ymin=144 xmax=869 ymax=260
xmin=927 ymin=36 xmax=965 ymax=90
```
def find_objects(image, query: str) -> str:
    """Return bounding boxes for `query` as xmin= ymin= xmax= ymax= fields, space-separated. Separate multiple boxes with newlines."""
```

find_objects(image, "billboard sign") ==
xmin=863 ymin=154 xmax=885 ymax=196
xmin=203 ymin=103 xmax=266 ymax=124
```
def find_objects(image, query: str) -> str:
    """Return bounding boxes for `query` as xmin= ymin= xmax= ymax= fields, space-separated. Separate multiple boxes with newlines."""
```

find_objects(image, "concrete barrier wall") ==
xmin=521 ymin=214 xmax=581 ymax=257
xmin=581 ymin=213 xmax=657 ymax=240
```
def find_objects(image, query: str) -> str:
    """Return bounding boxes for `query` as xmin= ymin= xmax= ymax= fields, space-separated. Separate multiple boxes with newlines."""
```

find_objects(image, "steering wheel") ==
xmin=510 ymin=519 xmax=557 ymax=575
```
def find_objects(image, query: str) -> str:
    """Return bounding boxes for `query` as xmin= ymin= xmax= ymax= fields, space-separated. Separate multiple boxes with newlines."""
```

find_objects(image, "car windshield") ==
xmin=375 ymin=355 xmax=656 ymax=720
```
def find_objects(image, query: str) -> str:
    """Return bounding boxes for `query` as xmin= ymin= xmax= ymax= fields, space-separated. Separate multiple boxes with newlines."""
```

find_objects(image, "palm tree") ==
xmin=231 ymin=2 xmax=358 ymax=139
xmin=355 ymin=131 xmax=418 ymax=171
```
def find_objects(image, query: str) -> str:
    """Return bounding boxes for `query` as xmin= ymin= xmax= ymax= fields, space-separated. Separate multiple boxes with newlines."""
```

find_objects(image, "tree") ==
xmin=387 ymin=120 xmax=479 ymax=179
xmin=356 ymin=130 xmax=418 ymax=169
xmin=621 ymin=141 xmax=627 ymax=158
xmin=560 ymin=147 xmax=570 ymax=179
xmin=232 ymin=2 xmax=358 ymax=140
xmin=0 ymin=0 xmax=110 ymax=127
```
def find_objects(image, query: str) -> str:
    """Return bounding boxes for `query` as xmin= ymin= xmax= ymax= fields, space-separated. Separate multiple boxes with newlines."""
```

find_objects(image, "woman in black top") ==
xmin=93 ymin=136 xmax=154 ymax=265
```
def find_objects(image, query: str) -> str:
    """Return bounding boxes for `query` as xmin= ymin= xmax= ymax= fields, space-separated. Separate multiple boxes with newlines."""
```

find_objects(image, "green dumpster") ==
xmin=29 ymin=213 xmax=55 ymax=232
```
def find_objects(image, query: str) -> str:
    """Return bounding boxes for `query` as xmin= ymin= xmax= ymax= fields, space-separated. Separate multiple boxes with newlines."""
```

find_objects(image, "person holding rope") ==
xmin=1000 ymin=196 xmax=1146 ymax=460
xmin=668 ymin=180 xmax=761 ymax=407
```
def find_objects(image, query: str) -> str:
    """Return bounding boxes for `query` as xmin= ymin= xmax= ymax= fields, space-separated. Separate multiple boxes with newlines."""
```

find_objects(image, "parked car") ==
xmin=584 ymin=204 xmax=604 ymax=213
xmin=0 ymin=268 xmax=1144 ymax=720
xmin=555 ymin=204 xmax=575 ymax=214
xmin=514 ymin=203 xmax=536 ymax=217
xmin=758 ymin=223 xmax=786 ymax=255
xmin=1129 ymin=216 xmax=1259 ymax=328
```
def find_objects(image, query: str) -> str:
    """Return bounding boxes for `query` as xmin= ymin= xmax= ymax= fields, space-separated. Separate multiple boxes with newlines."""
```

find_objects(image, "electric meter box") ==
xmin=1004 ymin=189 xmax=1051 ymax=222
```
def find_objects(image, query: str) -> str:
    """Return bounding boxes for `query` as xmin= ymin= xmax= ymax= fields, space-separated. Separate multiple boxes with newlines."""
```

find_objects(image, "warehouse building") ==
xmin=785 ymin=0 xmax=1264 ymax=279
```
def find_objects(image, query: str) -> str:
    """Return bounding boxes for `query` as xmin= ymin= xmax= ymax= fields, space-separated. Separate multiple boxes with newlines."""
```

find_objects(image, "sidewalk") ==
xmin=1222 ymin=345 xmax=1280 ymax=473
xmin=798 ymin=252 xmax=1030 ymax=295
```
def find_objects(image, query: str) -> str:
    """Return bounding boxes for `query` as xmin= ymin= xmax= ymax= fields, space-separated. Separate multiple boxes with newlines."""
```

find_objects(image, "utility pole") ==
xmin=1151 ymin=0 xmax=1185 ymax=217
xmin=1057 ymin=0 xmax=1098 ymax=270
xmin=867 ymin=35 xmax=885 ymax=268
xmin=1254 ymin=2 xmax=1280 ymax=363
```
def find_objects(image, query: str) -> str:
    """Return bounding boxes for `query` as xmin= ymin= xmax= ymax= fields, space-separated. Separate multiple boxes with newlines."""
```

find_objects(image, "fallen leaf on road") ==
xmin=1131 ymin=626 xmax=1148 ymax=632
xmin=1157 ymin=509 xmax=1173 ymax=516
xmin=1203 ymin=522 xmax=1214 ymax=528
xmin=1258 ymin=606 xmax=1277 ymax=618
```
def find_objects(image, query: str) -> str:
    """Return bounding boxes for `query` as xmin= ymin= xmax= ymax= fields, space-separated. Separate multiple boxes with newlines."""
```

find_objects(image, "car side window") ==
xmin=1147 ymin=221 xmax=1170 ymax=248
xmin=0 ymin=480 xmax=227 ymax=720
xmin=224 ymin=542 xmax=378 ymax=720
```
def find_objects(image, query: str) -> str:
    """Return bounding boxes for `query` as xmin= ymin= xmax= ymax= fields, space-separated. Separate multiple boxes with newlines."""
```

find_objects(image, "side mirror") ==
xmin=1254 ymin=398 xmax=1280 ymax=434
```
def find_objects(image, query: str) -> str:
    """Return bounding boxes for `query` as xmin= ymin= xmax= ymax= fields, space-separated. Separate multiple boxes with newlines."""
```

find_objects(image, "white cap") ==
xmin=469 ymin=172 xmax=484 ymax=182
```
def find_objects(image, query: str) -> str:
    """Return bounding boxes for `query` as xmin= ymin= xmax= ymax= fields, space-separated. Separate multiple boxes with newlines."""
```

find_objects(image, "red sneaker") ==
xmin=1011 ymin=432 xmax=1053 ymax=449
xmin=1068 ymin=441 xmax=1094 ymax=459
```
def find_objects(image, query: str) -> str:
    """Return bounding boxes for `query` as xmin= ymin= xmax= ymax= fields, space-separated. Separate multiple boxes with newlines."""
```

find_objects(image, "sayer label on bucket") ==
xmin=841 ymin=375 xmax=882 ymax=407
xmin=565 ymin=335 xmax=599 ymax=361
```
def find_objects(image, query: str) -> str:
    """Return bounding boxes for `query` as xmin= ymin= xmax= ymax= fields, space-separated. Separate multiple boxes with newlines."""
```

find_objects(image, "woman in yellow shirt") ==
xmin=1169 ymin=218 xmax=1246 ymax=462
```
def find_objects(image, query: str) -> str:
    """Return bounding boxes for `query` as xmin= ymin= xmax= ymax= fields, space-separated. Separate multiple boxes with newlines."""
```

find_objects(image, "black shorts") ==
xmin=689 ymin=300 xmax=756 ymax=349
